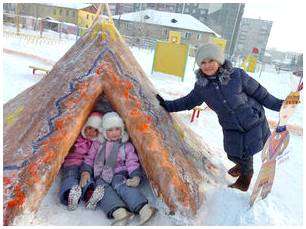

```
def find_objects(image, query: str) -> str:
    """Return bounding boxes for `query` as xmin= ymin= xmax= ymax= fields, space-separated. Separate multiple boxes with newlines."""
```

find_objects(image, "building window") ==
xmin=163 ymin=28 xmax=168 ymax=37
xmin=59 ymin=9 xmax=62 ymax=15
xmin=87 ymin=14 xmax=89 ymax=19
xmin=53 ymin=9 xmax=56 ymax=15
xmin=185 ymin=32 xmax=192 ymax=39
xmin=239 ymin=34 xmax=246 ymax=40
xmin=197 ymin=33 xmax=202 ymax=40
xmin=72 ymin=11 xmax=75 ymax=17
xmin=262 ymin=25 xmax=268 ymax=30
xmin=66 ymin=10 xmax=69 ymax=16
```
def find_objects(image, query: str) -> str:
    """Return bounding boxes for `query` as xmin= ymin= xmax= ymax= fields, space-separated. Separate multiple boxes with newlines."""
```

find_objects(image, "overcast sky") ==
xmin=242 ymin=0 xmax=304 ymax=53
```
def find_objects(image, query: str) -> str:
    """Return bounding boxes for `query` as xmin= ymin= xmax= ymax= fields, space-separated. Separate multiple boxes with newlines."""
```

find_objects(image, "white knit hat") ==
xmin=195 ymin=43 xmax=225 ymax=66
xmin=81 ymin=112 xmax=103 ymax=141
xmin=101 ymin=112 xmax=129 ymax=143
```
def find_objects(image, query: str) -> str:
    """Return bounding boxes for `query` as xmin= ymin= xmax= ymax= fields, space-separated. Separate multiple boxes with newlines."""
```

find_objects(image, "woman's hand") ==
xmin=156 ymin=94 xmax=168 ymax=111
xmin=79 ymin=171 xmax=90 ymax=188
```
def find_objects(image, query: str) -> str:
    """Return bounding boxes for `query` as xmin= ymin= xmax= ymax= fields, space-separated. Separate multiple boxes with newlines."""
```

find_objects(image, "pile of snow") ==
xmin=3 ymin=26 xmax=303 ymax=226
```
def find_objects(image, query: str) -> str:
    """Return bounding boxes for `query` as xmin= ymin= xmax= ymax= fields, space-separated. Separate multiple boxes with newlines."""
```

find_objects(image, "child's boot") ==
xmin=83 ymin=186 xmax=94 ymax=203
xmin=85 ymin=185 xmax=105 ymax=210
xmin=68 ymin=184 xmax=82 ymax=211
xmin=138 ymin=204 xmax=156 ymax=225
xmin=112 ymin=208 xmax=133 ymax=226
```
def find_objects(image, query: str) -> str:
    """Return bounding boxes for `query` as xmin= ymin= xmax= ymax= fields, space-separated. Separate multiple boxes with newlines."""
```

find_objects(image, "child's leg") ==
xmin=96 ymin=179 xmax=127 ymax=219
xmin=59 ymin=166 xmax=80 ymax=206
xmin=85 ymin=184 xmax=104 ymax=210
xmin=67 ymin=185 xmax=82 ymax=211
xmin=81 ymin=177 xmax=95 ymax=202
xmin=111 ymin=173 xmax=148 ymax=214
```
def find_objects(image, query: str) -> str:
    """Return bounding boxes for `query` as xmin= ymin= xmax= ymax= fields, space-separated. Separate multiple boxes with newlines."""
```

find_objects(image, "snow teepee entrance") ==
xmin=3 ymin=4 xmax=226 ymax=225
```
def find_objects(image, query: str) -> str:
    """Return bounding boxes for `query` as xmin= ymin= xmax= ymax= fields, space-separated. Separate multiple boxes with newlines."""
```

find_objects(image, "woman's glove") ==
xmin=79 ymin=171 xmax=90 ymax=188
xmin=156 ymin=94 xmax=169 ymax=111
xmin=126 ymin=176 xmax=140 ymax=187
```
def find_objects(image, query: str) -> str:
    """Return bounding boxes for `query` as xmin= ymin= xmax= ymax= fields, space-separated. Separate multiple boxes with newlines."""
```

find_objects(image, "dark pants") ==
xmin=227 ymin=154 xmax=253 ymax=175
xmin=59 ymin=165 xmax=94 ymax=206
xmin=97 ymin=171 xmax=148 ymax=218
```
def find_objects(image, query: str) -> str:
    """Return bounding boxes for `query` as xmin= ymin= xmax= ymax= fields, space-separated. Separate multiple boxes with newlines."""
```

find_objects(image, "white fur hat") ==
xmin=81 ymin=112 xmax=103 ymax=141
xmin=195 ymin=43 xmax=225 ymax=66
xmin=101 ymin=112 xmax=129 ymax=143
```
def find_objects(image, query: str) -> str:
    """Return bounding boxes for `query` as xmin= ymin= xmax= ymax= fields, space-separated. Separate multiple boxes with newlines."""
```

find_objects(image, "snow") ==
xmin=113 ymin=9 xmax=219 ymax=36
xmin=3 ymin=25 xmax=78 ymax=45
xmin=3 ymin=52 xmax=48 ymax=103
xmin=2 ymin=25 xmax=304 ymax=226
xmin=44 ymin=3 xmax=91 ymax=10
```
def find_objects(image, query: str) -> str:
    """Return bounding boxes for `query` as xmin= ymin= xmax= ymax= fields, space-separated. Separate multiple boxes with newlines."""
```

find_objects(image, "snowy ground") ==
xmin=3 ymin=26 xmax=304 ymax=226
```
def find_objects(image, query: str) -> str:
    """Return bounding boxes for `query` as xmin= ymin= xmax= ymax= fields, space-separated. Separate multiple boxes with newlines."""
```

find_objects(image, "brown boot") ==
xmin=228 ymin=164 xmax=241 ymax=177
xmin=228 ymin=171 xmax=253 ymax=192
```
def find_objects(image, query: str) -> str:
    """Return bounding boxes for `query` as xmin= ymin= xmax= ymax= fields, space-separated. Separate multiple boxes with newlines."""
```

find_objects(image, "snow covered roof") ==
xmin=43 ymin=17 xmax=60 ymax=24
xmin=113 ymin=9 xmax=219 ymax=37
xmin=80 ymin=5 xmax=98 ymax=14
xmin=44 ymin=3 xmax=91 ymax=10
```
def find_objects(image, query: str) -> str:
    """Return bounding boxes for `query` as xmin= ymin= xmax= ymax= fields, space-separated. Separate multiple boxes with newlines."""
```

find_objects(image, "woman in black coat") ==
xmin=156 ymin=43 xmax=284 ymax=191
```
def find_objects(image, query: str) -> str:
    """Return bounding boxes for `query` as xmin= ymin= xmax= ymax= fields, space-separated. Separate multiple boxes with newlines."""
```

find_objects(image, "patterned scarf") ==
xmin=93 ymin=141 xmax=121 ymax=183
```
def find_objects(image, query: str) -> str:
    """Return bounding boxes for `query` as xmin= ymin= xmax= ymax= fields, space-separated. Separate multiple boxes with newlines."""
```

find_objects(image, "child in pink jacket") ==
xmin=80 ymin=112 xmax=155 ymax=225
xmin=59 ymin=112 xmax=103 ymax=211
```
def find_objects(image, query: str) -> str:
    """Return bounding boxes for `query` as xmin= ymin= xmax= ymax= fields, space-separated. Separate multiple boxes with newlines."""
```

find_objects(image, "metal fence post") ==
xmin=39 ymin=18 xmax=43 ymax=38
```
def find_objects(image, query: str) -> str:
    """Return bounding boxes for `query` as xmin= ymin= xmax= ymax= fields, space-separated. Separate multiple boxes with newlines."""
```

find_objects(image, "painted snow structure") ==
xmin=3 ymin=16 xmax=226 ymax=225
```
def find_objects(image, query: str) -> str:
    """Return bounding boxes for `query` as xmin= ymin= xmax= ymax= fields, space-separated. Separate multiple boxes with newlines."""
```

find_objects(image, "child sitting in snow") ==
xmin=80 ymin=111 xmax=155 ymax=225
xmin=59 ymin=112 xmax=103 ymax=211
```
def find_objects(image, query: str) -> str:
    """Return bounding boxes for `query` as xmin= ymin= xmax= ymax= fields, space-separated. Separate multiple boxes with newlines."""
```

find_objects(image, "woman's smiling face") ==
xmin=200 ymin=59 xmax=220 ymax=76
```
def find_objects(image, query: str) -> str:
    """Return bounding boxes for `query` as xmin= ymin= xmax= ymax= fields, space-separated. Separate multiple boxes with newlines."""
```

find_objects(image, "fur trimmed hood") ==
xmin=195 ymin=59 xmax=234 ymax=87
xmin=81 ymin=112 xmax=103 ymax=141
xmin=100 ymin=112 xmax=129 ymax=143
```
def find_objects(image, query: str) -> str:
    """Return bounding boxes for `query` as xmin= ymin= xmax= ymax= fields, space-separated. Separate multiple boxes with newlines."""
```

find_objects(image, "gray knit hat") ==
xmin=195 ymin=43 xmax=225 ymax=66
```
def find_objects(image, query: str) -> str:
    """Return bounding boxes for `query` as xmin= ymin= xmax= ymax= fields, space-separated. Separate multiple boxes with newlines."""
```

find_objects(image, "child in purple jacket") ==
xmin=80 ymin=112 xmax=155 ymax=225
xmin=59 ymin=112 xmax=103 ymax=211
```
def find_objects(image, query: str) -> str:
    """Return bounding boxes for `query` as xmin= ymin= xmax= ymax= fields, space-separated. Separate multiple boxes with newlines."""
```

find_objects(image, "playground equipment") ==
xmin=241 ymin=47 xmax=259 ymax=73
xmin=29 ymin=65 xmax=50 ymax=75
xmin=3 ymin=30 xmax=73 ymax=47
xmin=211 ymin=37 xmax=227 ymax=51
xmin=190 ymin=106 xmax=208 ymax=123
xmin=152 ymin=31 xmax=189 ymax=81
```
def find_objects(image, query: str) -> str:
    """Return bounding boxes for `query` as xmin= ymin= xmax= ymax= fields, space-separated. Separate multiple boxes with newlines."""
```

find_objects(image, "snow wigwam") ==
xmin=3 ymin=4 xmax=226 ymax=225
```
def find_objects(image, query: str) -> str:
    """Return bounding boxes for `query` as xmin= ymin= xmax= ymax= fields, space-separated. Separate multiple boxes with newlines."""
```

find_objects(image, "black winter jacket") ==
xmin=163 ymin=60 xmax=283 ymax=158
